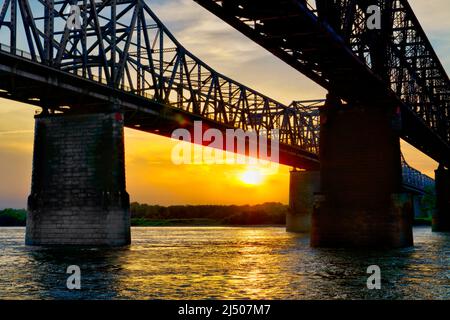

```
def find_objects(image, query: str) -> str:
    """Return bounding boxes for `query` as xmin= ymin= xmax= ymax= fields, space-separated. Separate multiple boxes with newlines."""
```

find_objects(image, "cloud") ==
xmin=148 ymin=0 xmax=324 ymax=103
xmin=408 ymin=0 xmax=450 ymax=71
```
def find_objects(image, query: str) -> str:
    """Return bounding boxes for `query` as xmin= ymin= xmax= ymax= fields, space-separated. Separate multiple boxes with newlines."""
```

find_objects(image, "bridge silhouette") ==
xmin=0 ymin=0 xmax=448 ymax=247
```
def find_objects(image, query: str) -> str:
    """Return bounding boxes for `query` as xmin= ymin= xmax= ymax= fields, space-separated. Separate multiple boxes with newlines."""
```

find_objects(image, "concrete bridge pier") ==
xmin=311 ymin=95 xmax=414 ymax=248
xmin=287 ymin=170 xmax=320 ymax=233
xmin=433 ymin=165 xmax=450 ymax=232
xmin=26 ymin=110 xmax=131 ymax=246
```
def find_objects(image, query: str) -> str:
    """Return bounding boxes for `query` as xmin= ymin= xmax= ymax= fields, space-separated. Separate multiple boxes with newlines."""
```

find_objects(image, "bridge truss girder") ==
xmin=0 ymin=0 xmax=318 ymax=155
xmin=0 ymin=0 xmax=435 ymax=190
xmin=194 ymin=0 xmax=450 ymax=168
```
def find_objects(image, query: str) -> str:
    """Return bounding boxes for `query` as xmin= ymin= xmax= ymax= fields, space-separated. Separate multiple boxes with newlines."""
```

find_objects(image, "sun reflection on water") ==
xmin=0 ymin=226 xmax=448 ymax=300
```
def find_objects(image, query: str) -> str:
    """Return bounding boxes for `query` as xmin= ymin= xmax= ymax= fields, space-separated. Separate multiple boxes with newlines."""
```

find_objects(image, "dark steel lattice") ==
xmin=0 ymin=0 xmax=318 ymax=153
xmin=0 ymin=0 xmax=435 ymax=189
xmin=194 ymin=0 xmax=450 ymax=167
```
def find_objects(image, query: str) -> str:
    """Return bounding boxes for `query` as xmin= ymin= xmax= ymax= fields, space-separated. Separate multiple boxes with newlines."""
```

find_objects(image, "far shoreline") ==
xmin=131 ymin=224 xmax=286 ymax=228
xmin=0 ymin=204 xmax=433 ymax=227
xmin=0 ymin=223 xmax=432 ymax=228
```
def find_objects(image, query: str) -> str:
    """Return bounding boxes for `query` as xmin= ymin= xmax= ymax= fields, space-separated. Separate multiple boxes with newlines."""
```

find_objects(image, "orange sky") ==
xmin=0 ymin=0 xmax=448 ymax=208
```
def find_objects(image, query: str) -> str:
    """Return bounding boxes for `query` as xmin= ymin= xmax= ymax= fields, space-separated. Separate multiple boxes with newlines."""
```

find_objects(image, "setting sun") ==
xmin=239 ymin=168 xmax=265 ymax=186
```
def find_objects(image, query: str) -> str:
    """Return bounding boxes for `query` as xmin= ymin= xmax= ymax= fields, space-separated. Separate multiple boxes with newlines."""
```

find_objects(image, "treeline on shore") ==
xmin=130 ymin=202 xmax=287 ymax=226
xmin=0 ymin=209 xmax=26 ymax=226
xmin=0 ymin=201 xmax=433 ymax=227
xmin=0 ymin=203 xmax=288 ymax=227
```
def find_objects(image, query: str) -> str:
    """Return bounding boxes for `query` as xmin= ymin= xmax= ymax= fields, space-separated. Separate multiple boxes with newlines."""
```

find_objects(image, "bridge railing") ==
xmin=401 ymin=155 xmax=435 ymax=193
xmin=0 ymin=43 xmax=40 ymax=63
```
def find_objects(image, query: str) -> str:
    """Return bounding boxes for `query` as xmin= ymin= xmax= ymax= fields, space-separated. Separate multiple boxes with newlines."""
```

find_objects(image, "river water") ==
xmin=0 ymin=226 xmax=448 ymax=300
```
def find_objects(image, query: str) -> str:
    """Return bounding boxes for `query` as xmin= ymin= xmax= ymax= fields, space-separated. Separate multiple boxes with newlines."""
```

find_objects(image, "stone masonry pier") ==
xmin=26 ymin=111 xmax=130 ymax=246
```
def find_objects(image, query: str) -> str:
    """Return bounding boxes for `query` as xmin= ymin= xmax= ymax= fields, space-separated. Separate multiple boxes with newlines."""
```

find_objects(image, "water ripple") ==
xmin=0 ymin=226 xmax=448 ymax=300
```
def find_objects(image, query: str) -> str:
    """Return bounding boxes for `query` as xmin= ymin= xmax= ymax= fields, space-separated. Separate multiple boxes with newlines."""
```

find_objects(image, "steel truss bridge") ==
xmin=195 ymin=0 xmax=450 ymax=168
xmin=0 ymin=0 xmax=440 ymax=193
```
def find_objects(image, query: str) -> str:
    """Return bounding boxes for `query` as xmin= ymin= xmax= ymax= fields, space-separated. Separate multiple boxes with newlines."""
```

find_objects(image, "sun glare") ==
xmin=239 ymin=168 xmax=265 ymax=186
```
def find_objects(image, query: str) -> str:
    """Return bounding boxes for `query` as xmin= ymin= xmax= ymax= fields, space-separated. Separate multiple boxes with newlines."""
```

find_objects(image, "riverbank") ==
xmin=131 ymin=218 xmax=285 ymax=227
xmin=129 ymin=202 xmax=287 ymax=226
xmin=413 ymin=217 xmax=432 ymax=226
xmin=0 ymin=209 xmax=26 ymax=226
xmin=0 ymin=203 xmax=288 ymax=227
xmin=0 ymin=206 xmax=433 ymax=227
